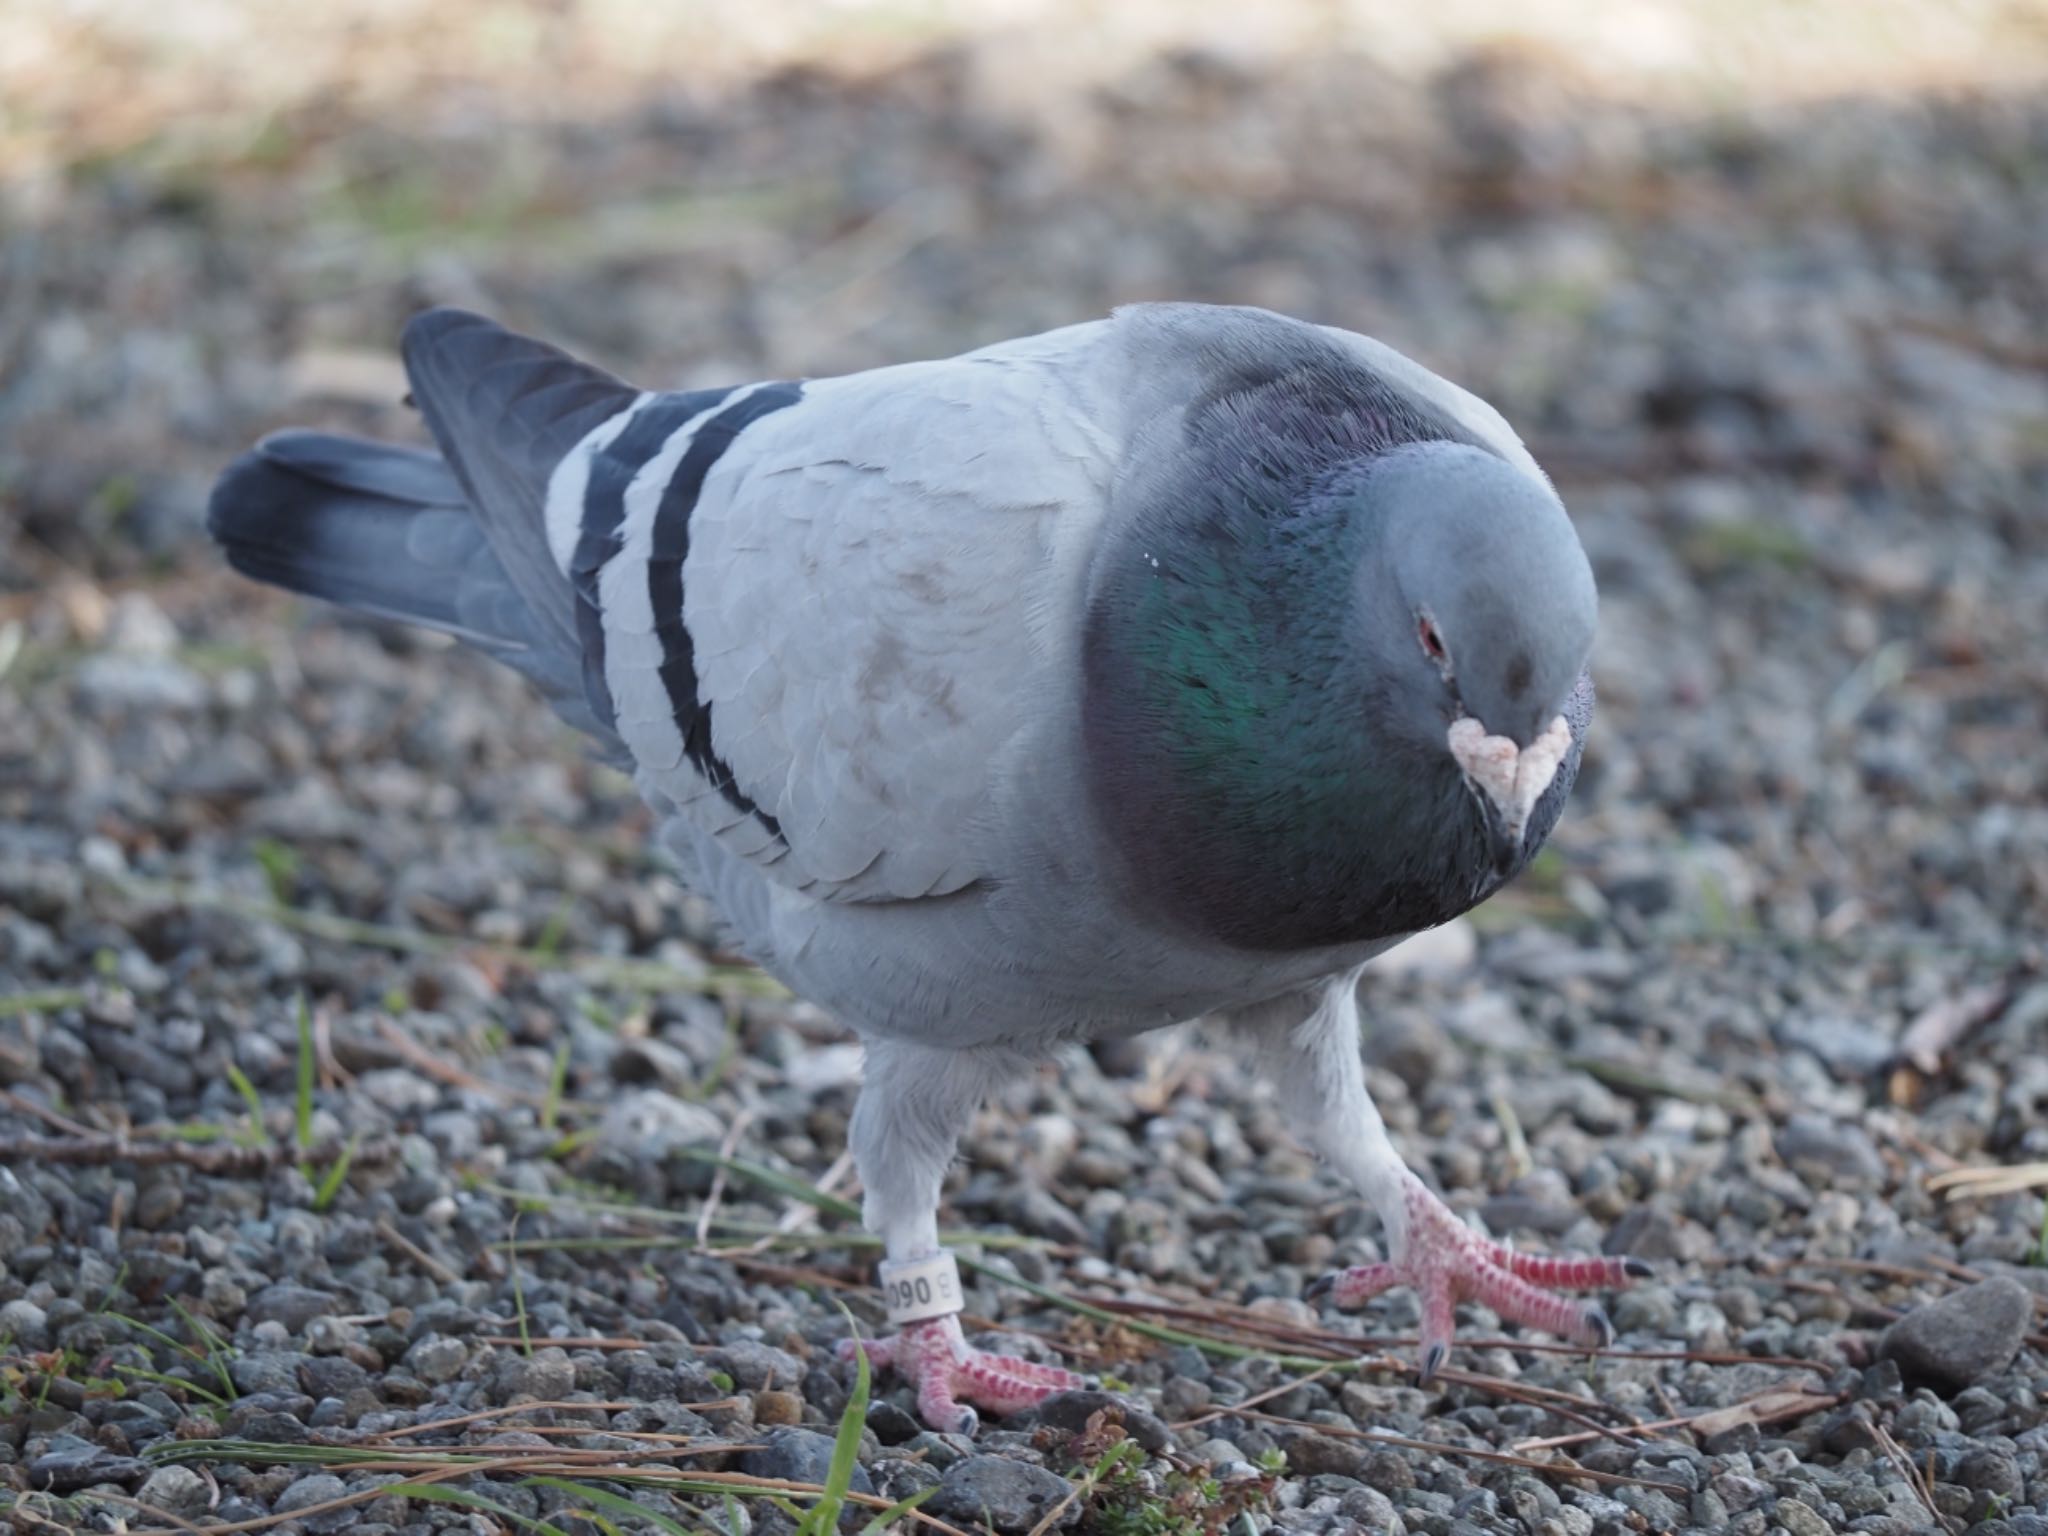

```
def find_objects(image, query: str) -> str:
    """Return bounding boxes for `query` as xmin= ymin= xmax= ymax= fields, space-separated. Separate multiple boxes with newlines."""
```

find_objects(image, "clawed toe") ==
xmin=1579 ymin=1304 xmax=1615 ymax=1350
xmin=1417 ymin=1341 xmax=1448 ymax=1384
xmin=1309 ymin=1173 xmax=1646 ymax=1379
xmin=848 ymin=1315 xmax=1084 ymax=1432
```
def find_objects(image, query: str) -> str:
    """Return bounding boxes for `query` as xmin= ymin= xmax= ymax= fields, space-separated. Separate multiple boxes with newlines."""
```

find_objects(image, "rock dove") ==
xmin=208 ymin=302 xmax=1642 ymax=1433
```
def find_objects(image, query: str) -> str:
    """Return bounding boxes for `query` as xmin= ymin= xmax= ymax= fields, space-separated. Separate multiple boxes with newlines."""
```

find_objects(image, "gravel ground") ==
xmin=4 ymin=11 xmax=2048 ymax=1536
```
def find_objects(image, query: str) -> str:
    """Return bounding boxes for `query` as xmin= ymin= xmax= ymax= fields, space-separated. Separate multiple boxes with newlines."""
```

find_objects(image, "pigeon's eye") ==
xmin=1418 ymin=617 xmax=1447 ymax=663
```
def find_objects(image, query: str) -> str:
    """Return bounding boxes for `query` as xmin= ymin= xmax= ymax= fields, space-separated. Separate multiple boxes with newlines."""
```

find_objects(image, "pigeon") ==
xmin=208 ymin=302 xmax=1643 ymax=1433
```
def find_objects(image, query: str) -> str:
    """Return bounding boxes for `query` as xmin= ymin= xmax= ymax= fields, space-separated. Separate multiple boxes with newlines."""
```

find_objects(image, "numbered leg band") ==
xmin=880 ymin=1251 xmax=964 ymax=1325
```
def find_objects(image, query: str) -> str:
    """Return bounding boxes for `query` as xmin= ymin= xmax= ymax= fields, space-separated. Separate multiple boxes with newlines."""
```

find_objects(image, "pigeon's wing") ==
xmin=580 ymin=321 xmax=1123 ymax=903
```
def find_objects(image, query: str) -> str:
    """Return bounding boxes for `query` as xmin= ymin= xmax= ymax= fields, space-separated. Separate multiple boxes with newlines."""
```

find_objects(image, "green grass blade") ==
xmin=108 ymin=1362 xmax=232 ymax=1409
xmin=294 ymin=995 xmax=316 ymax=1150
xmin=0 ymin=988 xmax=88 ymax=1019
xmin=531 ymin=892 xmax=575 ymax=961
xmin=798 ymin=1310 xmax=870 ymax=1536
xmin=509 ymin=1213 xmax=534 ymax=1358
xmin=521 ymin=1477 xmax=697 ymax=1536
xmin=675 ymin=1150 xmax=862 ymax=1221
xmin=389 ymin=1480 xmax=573 ymax=1536
xmin=856 ymin=1484 xmax=935 ymax=1535
xmin=105 ymin=1309 xmax=200 ymax=1363
xmin=166 ymin=1298 xmax=238 ymax=1399
xmin=312 ymin=1136 xmax=357 ymax=1211
xmin=223 ymin=1060 xmax=268 ymax=1141
xmin=251 ymin=836 xmax=300 ymax=905
xmin=542 ymin=1040 xmax=571 ymax=1132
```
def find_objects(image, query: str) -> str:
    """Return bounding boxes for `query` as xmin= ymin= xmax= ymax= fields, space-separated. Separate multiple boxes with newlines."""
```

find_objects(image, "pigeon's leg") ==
xmin=1247 ymin=975 xmax=1643 ymax=1381
xmin=834 ymin=1038 xmax=1085 ymax=1433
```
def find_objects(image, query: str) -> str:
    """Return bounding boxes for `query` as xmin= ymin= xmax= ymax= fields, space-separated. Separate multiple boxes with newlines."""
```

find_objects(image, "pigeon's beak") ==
xmin=1448 ymin=714 xmax=1572 ymax=879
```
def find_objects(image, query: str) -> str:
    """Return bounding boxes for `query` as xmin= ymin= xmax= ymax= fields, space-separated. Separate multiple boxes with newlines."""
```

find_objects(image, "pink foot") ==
xmin=837 ymin=1314 xmax=1087 ymax=1434
xmin=1309 ymin=1171 xmax=1648 ymax=1380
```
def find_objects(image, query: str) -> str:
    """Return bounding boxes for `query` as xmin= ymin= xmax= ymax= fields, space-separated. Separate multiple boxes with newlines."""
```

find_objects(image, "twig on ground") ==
xmin=696 ymin=1107 xmax=757 ymax=1251
xmin=1867 ymin=1414 xmax=1957 ymax=1533
xmin=0 ymin=1133 xmax=385 ymax=1173
xmin=371 ymin=1014 xmax=550 ymax=1108
xmin=1926 ymin=1161 xmax=2048 ymax=1201
xmin=375 ymin=1217 xmax=463 ymax=1285
xmin=1889 ymin=980 xmax=2017 ymax=1107
xmin=370 ymin=1401 xmax=643 ymax=1440
xmin=0 ymin=1086 xmax=101 ymax=1138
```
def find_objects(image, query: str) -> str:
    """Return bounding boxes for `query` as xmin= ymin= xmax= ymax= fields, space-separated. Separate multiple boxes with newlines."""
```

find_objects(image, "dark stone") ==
xmin=656 ymin=1297 xmax=710 ymax=1343
xmin=234 ymin=1410 xmax=312 ymax=1444
xmin=1028 ymin=1389 xmax=1174 ymax=1453
xmin=737 ymin=1427 xmax=873 ymax=1494
xmin=1701 ymin=1420 xmax=1762 ymax=1457
xmin=1775 ymin=1114 xmax=1888 ymax=1188
xmin=274 ymin=1472 xmax=349 ymax=1515
xmin=1956 ymin=1450 xmax=2023 ymax=1498
xmin=866 ymin=1400 xmax=923 ymax=1446
xmin=299 ymin=1355 xmax=373 ymax=1399
xmin=928 ymin=1456 xmax=1078 ymax=1533
xmin=1820 ymin=1403 xmax=1876 ymax=1456
xmin=1856 ymin=1358 xmax=1905 ymax=1402
xmin=29 ymin=1434 xmax=147 ymax=1492
xmin=1879 ymin=1277 xmax=2032 ymax=1393
xmin=1284 ymin=1432 xmax=1369 ymax=1479
xmin=1602 ymin=1207 xmax=1689 ymax=1261
xmin=871 ymin=1456 xmax=944 ymax=1503
xmin=1361 ymin=1448 xmax=1418 ymax=1492
xmin=243 ymin=1283 xmax=338 ymax=1332
xmin=706 ymin=1339 xmax=805 ymax=1391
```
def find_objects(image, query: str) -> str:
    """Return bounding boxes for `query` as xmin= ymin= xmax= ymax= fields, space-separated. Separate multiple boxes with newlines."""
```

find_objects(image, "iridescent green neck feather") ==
xmin=1081 ymin=422 xmax=1594 ymax=953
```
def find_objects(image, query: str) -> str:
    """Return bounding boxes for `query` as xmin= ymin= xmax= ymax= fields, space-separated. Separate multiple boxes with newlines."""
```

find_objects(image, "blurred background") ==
xmin=5 ymin=0 xmax=2046 ymax=965
xmin=2 ymin=1 xmax=2048 ymax=1523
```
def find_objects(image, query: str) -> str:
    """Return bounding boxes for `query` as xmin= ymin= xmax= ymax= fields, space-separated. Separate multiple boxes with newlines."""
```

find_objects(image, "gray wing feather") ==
xmin=400 ymin=308 xmax=640 ymax=659
xmin=635 ymin=323 xmax=1121 ymax=903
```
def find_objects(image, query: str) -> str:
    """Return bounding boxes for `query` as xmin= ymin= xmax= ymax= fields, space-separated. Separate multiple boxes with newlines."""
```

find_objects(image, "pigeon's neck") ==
xmin=1082 ymin=463 xmax=1494 ymax=953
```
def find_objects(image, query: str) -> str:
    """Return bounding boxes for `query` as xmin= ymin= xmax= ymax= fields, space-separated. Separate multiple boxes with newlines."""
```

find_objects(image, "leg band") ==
xmin=880 ymin=1251 xmax=964 ymax=1325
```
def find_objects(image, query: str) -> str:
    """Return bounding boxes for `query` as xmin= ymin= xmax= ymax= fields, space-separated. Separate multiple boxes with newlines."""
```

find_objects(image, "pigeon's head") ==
xmin=1359 ymin=442 xmax=1597 ymax=876
xmin=1084 ymin=425 xmax=1596 ymax=952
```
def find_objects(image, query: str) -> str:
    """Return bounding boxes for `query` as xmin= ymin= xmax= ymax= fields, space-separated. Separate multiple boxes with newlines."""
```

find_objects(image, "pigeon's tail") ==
xmin=207 ymin=430 xmax=622 ymax=752
xmin=209 ymin=308 xmax=645 ymax=754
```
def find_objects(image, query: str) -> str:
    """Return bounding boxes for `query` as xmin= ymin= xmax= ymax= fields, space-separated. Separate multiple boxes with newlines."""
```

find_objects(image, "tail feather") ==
xmin=207 ymin=429 xmax=621 ymax=753
xmin=399 ymin=307 xmax=639 ymax=659
xmin=209 ymin=308 xmax=648 ymax=756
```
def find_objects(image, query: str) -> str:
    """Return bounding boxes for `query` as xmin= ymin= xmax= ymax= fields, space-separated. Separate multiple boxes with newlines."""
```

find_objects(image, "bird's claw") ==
xmin=839 ymin=1316 xmax=1083 ymax=1433
xmin=1417 ymin=1341 xmax=1448 ymax=1385
xmin=1306 ymin=1171 xmax=1645 ymax=1379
